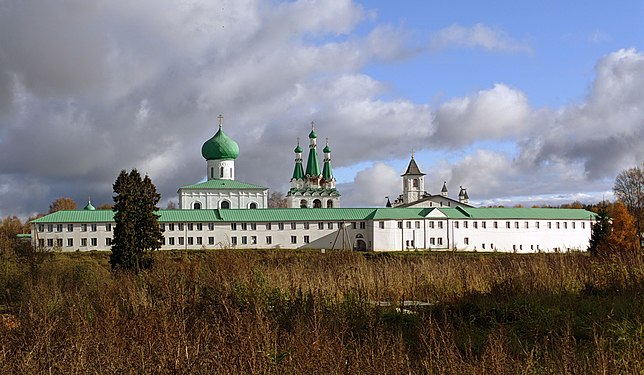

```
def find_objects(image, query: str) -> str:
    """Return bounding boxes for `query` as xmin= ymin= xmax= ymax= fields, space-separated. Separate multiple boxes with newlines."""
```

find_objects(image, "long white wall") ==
xmin=32 ymin=217 xmax=593 ymax=253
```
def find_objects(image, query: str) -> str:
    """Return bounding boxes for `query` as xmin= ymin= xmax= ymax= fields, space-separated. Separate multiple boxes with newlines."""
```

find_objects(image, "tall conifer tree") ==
xmin=110 ymin=169 xmax=163 ymax=272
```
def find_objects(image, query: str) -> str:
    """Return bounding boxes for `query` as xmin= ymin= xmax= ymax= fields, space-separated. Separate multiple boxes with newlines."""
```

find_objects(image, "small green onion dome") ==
xmin=323 ymin=144 xmax=331 ymax=153
xmin=308 ymin=129 xmax=317 ymax=139
xmin=294 ymin=144 xmax=303 ymax=153
xmin=83 ymin=201 xmax=96 ymax=211
xmin=201 ymin=127 xmax=240 ymax=160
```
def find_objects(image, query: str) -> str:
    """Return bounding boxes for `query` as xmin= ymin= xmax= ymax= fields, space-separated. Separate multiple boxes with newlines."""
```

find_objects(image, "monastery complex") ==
xmin=32 ymin=117 xmax=596 ymax=252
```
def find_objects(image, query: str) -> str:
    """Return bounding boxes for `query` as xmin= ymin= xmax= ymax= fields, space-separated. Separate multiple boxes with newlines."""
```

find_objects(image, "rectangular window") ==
xmin=38 ymin=239 xmax=44 ymax=247
xmin=208 ymin=223 xmax=214 ymax=230
xmin=547 ymin=222 xmax=552 ymax=229
xmin=56 ymin=239 xmax=63 ymax=247
xmin=524 ymin=221 xmax=529 ymax=228
xmin=482 ymin=222 xmax=486 ymax=229
xmin=506 ymin=222 xmax=511 ymax=229
xmin=91 ymin=224 xmax=97 ymax=232
xmin=536 ymin=221 xmax=540 ymax=229
xmin=56 ymin=224 xmax=63 ymax=232
xmin=482 ymin=243 xmax=486 ymax=249
xmin=531 ymin=245 xmax=534 ymax=250
xmin=352 ymin=222 xmax=357 ymax=229
xmin=38 ymin=224 xmax=44 ymax=232
xmin=493 ymin=222 xmax=498 ymax=229
xmin=398 ymin=221 xmax=403 ymax=229
xmin=318 ymin=222 xmax=324 ymax=230
xmin=291 ymin=222 xmax=296 ymax=230
xmin=241 ymin=223 xmax=247 ymax=230
xmin=463 ymin=221 xmax=468 ymax=229
xmin=106 ymin=224 xmax=112 ymax=231
xmin=266 ymin=236 xmax=272 ymax=244
xmin=473 ymin=221 xmax=478 ymax=229
xmin=241 ymin=236 xmax=247 ymax=245
xmin=231 ymin=223 xmax=237 ymax=230
xmin=514 ymin=222 xmax=519 ymax=229
xmin=304 ymin=235 xmax=310 ymax=244
xmin=161 ymin=237 xmax=166 ymax=245
xmin=169 ymin=237 xmax=175 ymax=245
xmin=81 ymin=238 xmax=87 ymax=247
xmin=328 ymin=223 xmax=333 ymax=229
xmin=188 ymin=223 xmax=194 ymax=231
xmin=208 ymin=237 xmax=214 ymax=245
xmin=581 ymin=222 xmax=585 ymax=229
xmin=188 ymin=237 xmax=194 ymax=245
xmin=178 ymin=237 xmax=184 ymax=245
xmin=437 ymin=238 xmax=443 ymax=246
xmin=430 ymin=238 xmax=435 ymax=245
xmin=169 ymin=223 xmax=175 ymax=231
xmin=48 ymin=224 xmax=53 ymax=232
xmin=251 ymin=223 xmax=256 ymax=230
xmin=81 ymin=224 xmax=87 ymax=232
xmin=291 ymin=236 xmax=297 ymax=244
xmin=178 ymin=224 xmax=184 ymax=231
xmin=464 ymin=237 xmax=469 ymax=245
xmin=572 ymin=222 xmax=575 ymax=229
xmin=564 ymin=222 xmax=568 ymax=229
xmin=360 ymin=222 xmax=366 ymax=229
xmin=106 ymin=238 xmax=112 ymax=246
xmin=337 ymin=222 xmax=343 ymax=228
xmin=379 ymin=221 xmax=385 ymax=229
xmin=67 ymin=238 xmax=73 ymax=247
xmin=278 ymin=223 xmax=284 ymax=230
xmin=160 ymin=223 xmax=165 ymax=231
xmin=304 ymin=222 xmax=310 ymax=230
xmin=438 ymin=221 xmax=443 ymax=229
xmin=231 ymin=237 xmax=237 ymax=245
xmin=454 ymin=221 xmax=459 ymax=229
xmin=197 ymin=237 xmax=202 ymax=245
xmin=556 ymin=222 xmax=560 ymax=229
xmin=47 ymin=239 xmax=54 ymax=247
xmin=406 ymin=221 xmax=411 ymax=229
xmin=251 ymin=236 xmax=257 ymax=245
xmin=429 ymin=221 xmax=434 ymax=229
xmin=265 ymin=223 xmax=271 ymax=230
xmin=197 ymin=223 xmax=203 ymax=231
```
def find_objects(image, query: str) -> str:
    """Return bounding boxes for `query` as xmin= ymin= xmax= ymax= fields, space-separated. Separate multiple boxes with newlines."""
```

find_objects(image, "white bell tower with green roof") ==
xmin=287 ymin=123 xmax=340 ymax=208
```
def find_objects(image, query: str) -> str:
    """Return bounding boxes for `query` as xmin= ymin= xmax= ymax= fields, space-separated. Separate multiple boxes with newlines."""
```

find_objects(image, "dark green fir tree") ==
xmin=588 ymin=203 xmax=611 ymax=257
xmin=110 ymin=169 xmax=163 ymax=272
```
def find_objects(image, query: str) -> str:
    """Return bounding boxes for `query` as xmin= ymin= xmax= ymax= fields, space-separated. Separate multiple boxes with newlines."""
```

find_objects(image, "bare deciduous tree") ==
xmin=613 ymin=163 xmax=643 ymax=240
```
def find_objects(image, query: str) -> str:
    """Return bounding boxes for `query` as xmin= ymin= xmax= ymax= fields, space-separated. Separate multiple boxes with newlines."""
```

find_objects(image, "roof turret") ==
xmin=201 ymin=114 xmax=240 ymax=161
xmin=83 ymin=200 xmax=96 ymax=211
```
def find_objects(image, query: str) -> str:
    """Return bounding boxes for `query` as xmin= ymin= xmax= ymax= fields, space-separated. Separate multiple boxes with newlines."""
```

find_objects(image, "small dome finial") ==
xmin=218 ymin=113 xmax=224 ymax=129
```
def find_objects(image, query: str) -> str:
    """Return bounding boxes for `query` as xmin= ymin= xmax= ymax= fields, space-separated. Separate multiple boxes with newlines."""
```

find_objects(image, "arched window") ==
xmin=413 ymin=179 xmax=419 ymax=188
xmin=220 ymin=201 xmax=230 ymax=209
xmin=193 ymin=202 xmax=202 ymax=209
xmin=326 ymin=200 xmax=333 ymax=208
xmin=249 ymin=202 xmax=257 ymax=209
xmin=210 ymin=168 xmax=214 ymax=179
xmin=313 ymin=199 xmax=322 ymax=208
xmin=300 ymin=199 xmax=308 ymax=208
xmin=220 ymin=166 xmax=224 ymax=178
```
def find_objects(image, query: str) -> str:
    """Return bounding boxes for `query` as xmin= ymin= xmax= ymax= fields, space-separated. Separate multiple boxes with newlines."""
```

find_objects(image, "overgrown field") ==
xmin=0 ymin=250 xmax=643 ymax=374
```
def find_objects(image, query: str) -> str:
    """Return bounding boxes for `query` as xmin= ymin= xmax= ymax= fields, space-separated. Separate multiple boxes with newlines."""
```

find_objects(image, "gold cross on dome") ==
xmin=218 ymin=114 xmax=224 ymax=128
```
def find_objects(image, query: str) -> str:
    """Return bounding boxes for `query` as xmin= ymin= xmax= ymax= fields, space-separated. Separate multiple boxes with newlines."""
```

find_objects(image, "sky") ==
xmin=0 ymin=0 xmax=643 ymax=218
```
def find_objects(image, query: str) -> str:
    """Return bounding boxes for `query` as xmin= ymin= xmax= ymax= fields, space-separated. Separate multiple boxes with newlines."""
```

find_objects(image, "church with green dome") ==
xmin=177 ymin=115 xmax=268 ymax=209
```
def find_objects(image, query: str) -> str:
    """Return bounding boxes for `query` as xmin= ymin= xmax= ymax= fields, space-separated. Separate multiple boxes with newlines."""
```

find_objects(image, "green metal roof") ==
xmin=292 ymin=160 xmax=305 ymax=180
xmin=305 ymin=146 xmax=320 ymax=177
xmin=179 ymin=179 xmax=267 ymax=190
xmin=31 ymin=207 xmax=597 ymax=224
xmin=16 ymin=233 xmax=32 ymax=239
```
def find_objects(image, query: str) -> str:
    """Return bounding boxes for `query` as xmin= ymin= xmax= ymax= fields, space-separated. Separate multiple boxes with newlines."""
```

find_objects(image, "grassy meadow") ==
xmin=0 ymin=249 xmax=642 ymax=374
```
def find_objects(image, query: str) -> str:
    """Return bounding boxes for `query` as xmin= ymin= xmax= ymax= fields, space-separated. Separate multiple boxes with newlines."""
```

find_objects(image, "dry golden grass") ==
xmin=0 ymin=250 xmax=642 ymax=374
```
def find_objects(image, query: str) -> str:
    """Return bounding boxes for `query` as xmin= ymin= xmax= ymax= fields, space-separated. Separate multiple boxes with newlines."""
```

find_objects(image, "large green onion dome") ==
xmin=201 ymin=125 xmax=240 ymax=161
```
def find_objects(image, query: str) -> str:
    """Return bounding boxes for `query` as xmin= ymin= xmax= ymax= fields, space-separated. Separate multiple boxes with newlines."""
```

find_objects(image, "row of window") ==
xmin=38 ymin=223 xmax=112 ymax=233
xmin=453 ymin=220 xmax=585 ymax=230
xmin=231 ymin=222 xmax=358 ymax=231
xmin=39 ymin=237 xmax=112 ymax=248
xmin=160 ymin=223 xmax=215 ymax=231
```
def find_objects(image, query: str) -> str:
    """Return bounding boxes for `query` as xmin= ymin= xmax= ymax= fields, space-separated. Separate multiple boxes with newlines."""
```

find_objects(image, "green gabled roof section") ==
xmin=305 ymin=146 xmax=320 ymax=177
xmin=179 ymin=179 xmax=267 ymax=190
xmin=31 ymin=207 xmax=597 ymax=224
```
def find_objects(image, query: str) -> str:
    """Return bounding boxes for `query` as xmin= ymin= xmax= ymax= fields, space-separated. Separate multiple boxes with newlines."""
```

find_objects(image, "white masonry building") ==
xmin=31 ymin=116 xmax=596 ymax=252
